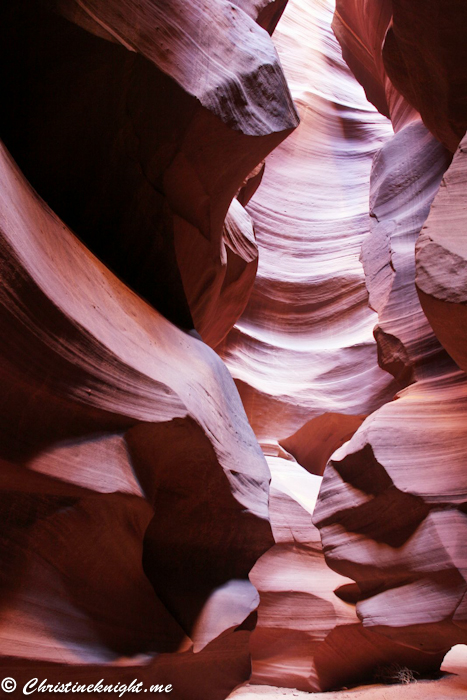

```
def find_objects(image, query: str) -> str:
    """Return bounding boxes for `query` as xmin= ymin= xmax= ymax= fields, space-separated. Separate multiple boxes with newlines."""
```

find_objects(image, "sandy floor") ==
xmin=227 ymin=646 xmax=467 ymax=700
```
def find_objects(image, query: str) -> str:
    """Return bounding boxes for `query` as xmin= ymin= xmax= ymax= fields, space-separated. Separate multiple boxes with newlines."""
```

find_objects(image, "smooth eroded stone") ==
xmin=416 ymin=132 xmax=467 ymax=374
xmin=0 ymin=139 xmax=273 ymax=694
xmin=333 ymin=0 xmax=419 ymax=130
xmin=315 ymin=368 xmax=467 ymax=655
xmin=0 ymin=0 xmax=298 ymax=346
xmin=218 ymin=0 xmax=397 ymax=453
xmin=383 ymin=0 xmax=467 ymax=152
xmin=249 ymin=457 xmax=444 ymax=692
xmin=364 ymin=119 xmax=451 ymax=383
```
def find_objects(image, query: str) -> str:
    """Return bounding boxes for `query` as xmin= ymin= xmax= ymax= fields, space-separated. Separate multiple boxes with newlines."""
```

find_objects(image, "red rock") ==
xmin=218 ymin=0 xmax=397 ymax=453
xmin=313 ymin=0 xmax=467 ymax=676
xmin=0 ymin=138 xmax=272 ymax=695
xmin=0 ymin=0 xmax=297 ymax=347
xmin=249 ymin=456 xmax=445 ymax=692
xmin=383 ymin=0 xmax=467 ymax=152
xmin=333 ymin=0 xmax=419 ymax=132
xmin=416 ymin=132 xmax=467 ymax=375
xmin=313 ymin=91 xmax=467 ymax=664
xmin=315 ymin=368 xmax=467 ymax=654
xmin=2 ymin=0 xmax=467 ymax=695
xmin=279 ymin=413 xmax=365 ymax=476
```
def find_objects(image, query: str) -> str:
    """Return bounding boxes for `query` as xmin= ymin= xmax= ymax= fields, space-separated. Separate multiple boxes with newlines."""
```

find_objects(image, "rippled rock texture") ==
xmin=2 ymin=0 xmax=467 ymax=697
xmin=218 ymin=0 xmax=467 ymax=691
xmin=221 ymin=0 xmax=467 ymax=691
xmin=217 ymin=0 xmax=397 ymax=452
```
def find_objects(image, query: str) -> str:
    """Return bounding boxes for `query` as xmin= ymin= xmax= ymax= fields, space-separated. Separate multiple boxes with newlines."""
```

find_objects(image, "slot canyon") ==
xmin=0 ymin=1 xmax=466 ymax=698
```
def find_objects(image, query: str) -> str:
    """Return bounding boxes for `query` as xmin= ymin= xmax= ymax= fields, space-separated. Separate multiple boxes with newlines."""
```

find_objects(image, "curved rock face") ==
xmin=314 ymin=367 xmax=467 ymax=654
xmin=0 ymin=0 xmax=301 ymax=692
xmin=0 ymin=140 xmax=273 ymax=695
xmin=0 ymin=0 xmax=297 ymax=348
xmin=382 ymin=0 xmax=467 ymax=152
xmin=222 ymin=0 xmax=466 ymax=691
xmin=314 ymin=0 xmax=467 ymax=671
xmin=333 ymin=0 xmax=418 ymax=132
xmin=218 ymin=0 xmax=398 ymax=452
xmin=363 ymin=120 xmax=451 ymax=384
xmin=249 ymin=456 xmax=444 ymax=692
xmin=3 ymin=0 xmax=467 ymax=695
xmin=416 ymin=132 xmax=467 ymax=375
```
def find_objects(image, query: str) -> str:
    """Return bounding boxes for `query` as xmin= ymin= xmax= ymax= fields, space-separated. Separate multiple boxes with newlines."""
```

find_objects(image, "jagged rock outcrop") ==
xmin=280 ymin=413 xmax=365 ymax=476
xmin=249 ymin=456 xmax=445 ymax=692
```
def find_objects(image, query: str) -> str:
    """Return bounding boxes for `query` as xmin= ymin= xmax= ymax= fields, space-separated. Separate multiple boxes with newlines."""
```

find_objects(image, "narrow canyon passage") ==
xmin=0 ymin=0 xmax=466 ymax=699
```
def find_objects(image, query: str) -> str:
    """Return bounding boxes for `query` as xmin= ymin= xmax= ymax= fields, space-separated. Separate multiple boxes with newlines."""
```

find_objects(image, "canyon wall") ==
xmin=313 ymin=0 xmax=467 ymax=685
xmin=1 ymin=0 xmax=467 ymax=697
xmin=0 ymin=1 xmax=295 ymax=697
xmin=218 ymin=0 xmax=467 ymax=691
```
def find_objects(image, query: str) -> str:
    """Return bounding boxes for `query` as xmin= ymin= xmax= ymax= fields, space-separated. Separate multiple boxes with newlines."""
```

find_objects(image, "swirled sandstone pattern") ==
xmin=0 ymin=138 xmax=275 ymax=697
xmin=218 ymin=0 xmax=397 ymax=458
xmin=220 ymin=0 xmax=463 ymax=691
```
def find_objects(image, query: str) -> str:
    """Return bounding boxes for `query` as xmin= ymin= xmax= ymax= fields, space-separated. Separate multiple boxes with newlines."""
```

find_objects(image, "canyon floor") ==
xmin=228 ymin=646 xmax=467 ymax=699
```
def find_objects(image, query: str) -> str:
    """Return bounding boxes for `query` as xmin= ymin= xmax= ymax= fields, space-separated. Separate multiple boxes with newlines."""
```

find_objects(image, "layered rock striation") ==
xmin=218 ymin=0 xmax=398 ymax=457
xmin=0 ymin=136 xmax=275 ymax=696
xmin=223 ymin=0 xmax=467 ymax=691
xmin=0 ymin=0 xmax=298 ymax=348
xmin=2 ymin=0 xmax=467 ymax=696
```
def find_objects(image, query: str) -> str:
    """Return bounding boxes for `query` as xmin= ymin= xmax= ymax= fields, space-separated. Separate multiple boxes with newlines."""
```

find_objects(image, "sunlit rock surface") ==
xmin=219 ymin=0 xmax=466 ymax=691
xmin=2 ymin=0 xmax=467 ymax=696
xmin=314 ymin=0 xmax=467 ymax=671
xmin=249 ymin=456 xmax=443 ymax=692
xmin=217 ymin=0 xmax=397 ymax=451
xmin=416 ymin=132 xmax=467 ymax=375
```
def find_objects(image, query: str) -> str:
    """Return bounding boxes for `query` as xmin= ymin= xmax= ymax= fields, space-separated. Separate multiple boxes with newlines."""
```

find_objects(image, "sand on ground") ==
xmin=227 ymin=645 xmax=467 ymax=700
